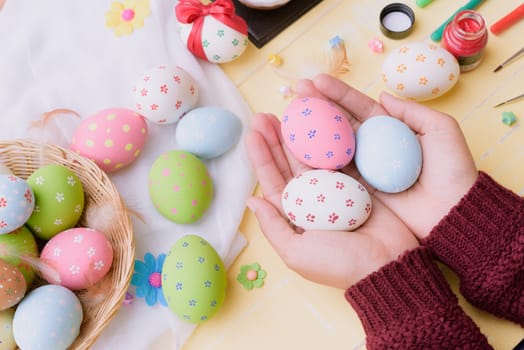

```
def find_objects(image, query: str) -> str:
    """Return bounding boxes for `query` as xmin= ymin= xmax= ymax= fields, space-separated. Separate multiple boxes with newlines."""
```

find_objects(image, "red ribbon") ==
xmin=175 ymin=0 xmax=248 ymax=60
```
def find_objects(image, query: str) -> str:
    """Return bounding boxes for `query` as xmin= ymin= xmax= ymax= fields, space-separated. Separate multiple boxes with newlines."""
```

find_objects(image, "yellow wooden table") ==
xmin=155 ymin=1 xmax=524 ymax=348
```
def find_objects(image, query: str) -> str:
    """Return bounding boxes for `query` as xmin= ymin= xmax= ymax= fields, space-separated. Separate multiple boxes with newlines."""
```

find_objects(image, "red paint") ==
xmin=442 ymin=10 xmax=488 ymax=72
xmin=458 ymin=17 xmax=481 ymax=33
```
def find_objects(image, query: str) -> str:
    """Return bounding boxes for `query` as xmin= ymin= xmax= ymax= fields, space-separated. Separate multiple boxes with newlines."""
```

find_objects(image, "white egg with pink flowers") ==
xmin=132 ymin=65 xmax=198 ymax=125
xmin=282 ymin=169 xmax=372 ymax=231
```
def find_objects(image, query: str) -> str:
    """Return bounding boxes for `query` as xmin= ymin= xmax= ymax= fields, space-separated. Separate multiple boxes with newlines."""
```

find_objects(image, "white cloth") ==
xmin=0 ymin=1 xmax=256 ymax=349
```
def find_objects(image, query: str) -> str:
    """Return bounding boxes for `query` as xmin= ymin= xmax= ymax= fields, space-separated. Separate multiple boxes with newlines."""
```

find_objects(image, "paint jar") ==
xmin=442 ymin=10 xmax=488 ymax=72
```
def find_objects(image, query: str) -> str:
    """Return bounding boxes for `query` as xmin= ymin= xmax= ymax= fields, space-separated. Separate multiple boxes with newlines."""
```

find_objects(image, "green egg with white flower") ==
xmin=26 ymin=165 xmax=85 ymax=240
xmin=162 ymin=234 xmax=226 ymax=323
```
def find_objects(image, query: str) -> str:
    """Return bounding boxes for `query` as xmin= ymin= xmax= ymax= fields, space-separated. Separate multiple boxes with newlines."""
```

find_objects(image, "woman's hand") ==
xmin=246 ymin=112 xmax=418 ymax=290
xmin=296 ymin=74 xmax=478 ymax=239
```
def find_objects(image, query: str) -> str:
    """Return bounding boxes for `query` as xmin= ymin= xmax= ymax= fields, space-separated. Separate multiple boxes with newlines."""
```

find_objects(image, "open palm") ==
xmin=295 ymin=74 xmax=478 ymax=239
xmin=246 ymin=112 xmax=418 ymax=290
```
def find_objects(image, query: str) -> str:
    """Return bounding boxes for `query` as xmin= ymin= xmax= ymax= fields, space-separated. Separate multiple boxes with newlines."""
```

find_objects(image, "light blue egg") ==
xmin=175 ymin=106 xmax=242 ymax=159
xmin=355 ymin=116 xmax=422 ymax=193
xmin=13 ymin=285 xmax=83 ymax=350
xmin=0 ymin=174 xmax=35 ymax=234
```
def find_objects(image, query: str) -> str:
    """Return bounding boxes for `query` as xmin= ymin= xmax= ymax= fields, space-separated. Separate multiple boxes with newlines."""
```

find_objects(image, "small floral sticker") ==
xmin=237 ymin=262 xmax=266 ymax=290
xmin=131 ymin=252 xmax=167 ymax=307
xmin=105 ymin=0 xmax=151 ymax=37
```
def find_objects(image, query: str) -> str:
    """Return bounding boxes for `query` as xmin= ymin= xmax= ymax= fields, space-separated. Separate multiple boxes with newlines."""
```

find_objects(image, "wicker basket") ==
xmin=0 ymin=139 xmax=135 ymax=350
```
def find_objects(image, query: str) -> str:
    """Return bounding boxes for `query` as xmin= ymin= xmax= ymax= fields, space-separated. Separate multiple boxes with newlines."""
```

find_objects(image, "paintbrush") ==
xmin=494 ymin=93 xmax=524 ymax=108
xmin=494 ymin=46 xmax=524 ymax=72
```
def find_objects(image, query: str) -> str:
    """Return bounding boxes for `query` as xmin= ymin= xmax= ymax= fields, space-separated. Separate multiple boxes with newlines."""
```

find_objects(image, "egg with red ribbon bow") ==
xmin=175 ymin=0 xmax=249 ymax=63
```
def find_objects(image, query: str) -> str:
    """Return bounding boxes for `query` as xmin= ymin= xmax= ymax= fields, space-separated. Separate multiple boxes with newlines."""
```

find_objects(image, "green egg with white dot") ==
xmin=26 ymin=165 xmax=85 ymax=240
xmin=148 ymin=150 xmax=213 ymax=224
xmin=162 ymin=234 xmax=226 ymax=323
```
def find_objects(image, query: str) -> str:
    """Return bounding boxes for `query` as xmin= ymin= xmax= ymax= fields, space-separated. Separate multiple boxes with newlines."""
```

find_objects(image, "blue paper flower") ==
xmin=131 ymin=252 xmax=167 ymax=307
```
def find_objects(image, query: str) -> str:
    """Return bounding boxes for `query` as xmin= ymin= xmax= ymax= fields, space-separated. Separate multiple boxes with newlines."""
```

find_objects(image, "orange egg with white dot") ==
xmin=70 ymin=108 xmax=148 ymax=173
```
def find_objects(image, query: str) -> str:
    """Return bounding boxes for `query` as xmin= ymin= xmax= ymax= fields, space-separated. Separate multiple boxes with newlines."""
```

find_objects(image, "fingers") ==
xmin=250 ymin=113 xmax=295 ymax=182
xmin=295 ymin=78 xmax=327 ymax=100
xmin=379 ymin=91 xmax=454 ymax=135
xmin=246 ymin=196 xmax=298 ymax=259
xmin=245 ymin=121 xmax=289 ymax=210
xmin=308 ymin=74 xmax=388 ymax=122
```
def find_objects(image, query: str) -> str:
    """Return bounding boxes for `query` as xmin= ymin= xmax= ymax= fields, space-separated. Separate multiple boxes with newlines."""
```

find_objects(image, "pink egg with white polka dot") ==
xmin=132 ymin=65 xmax=198 ymax=125
xmin=39 ymin=227 xmax=114 ymax=290
xmin=70 ymin=108 xmax=148 ymax=173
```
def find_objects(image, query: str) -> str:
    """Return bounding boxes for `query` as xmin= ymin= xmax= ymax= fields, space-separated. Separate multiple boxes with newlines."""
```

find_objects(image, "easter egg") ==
xmin=355 ymin=116 xmax=422 ymax=193
xmin=175 ymin=106 xmax=242 ymax=159
xmin=0 ymin=260 xmax=26 ymax=311
xmin=0 ymin=226 xmax=39 ymax=286
xmin=162 ymin=234 xmax=226 ymax=323
xmin=0 ymin=308 xmax=15 ymax=350
xmin=0 ymin=174 xmax=34 ymax=235
xmin=382 ymin=41 xmax=460 ymax=101
xmin=71 ymin=108 xmax=148 ymax=172
xmin=175 ymin=1 xmax=248 ymax=63
xmin=281 ymin=97 xmax=355 ymax=170
xmin=26 ymin=164 xmax=85 ymax=240
xmin=282 ymin=169 xmax=372 ymax=231
xmin=133 ymin=65 xmax=198 ymax=125
xmin=13 ymin=284 xmax=83 ymax=350
xmin=148 ymin=150 xmax=213 ymax=224
xmin=39 ymin=227 xmax=114 ymax=290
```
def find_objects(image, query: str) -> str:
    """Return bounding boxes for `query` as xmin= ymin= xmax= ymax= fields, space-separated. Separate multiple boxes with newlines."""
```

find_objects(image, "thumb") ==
xmin=246 ymin=196 xmax=297 ymax=257
xmin=379 ymin=91 xmax=452 ymax=135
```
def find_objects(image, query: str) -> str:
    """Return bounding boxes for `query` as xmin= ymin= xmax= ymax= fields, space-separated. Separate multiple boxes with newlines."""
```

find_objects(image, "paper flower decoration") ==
xmin=131 ymin=252 xmax=167 ymax=306
xmin=105 ymin=0 xmax=151 ymax=37
xmin=237 ymin=262 xmax=266 ymax=290
xmin=502 ymin=111 xmax=517 ymax=126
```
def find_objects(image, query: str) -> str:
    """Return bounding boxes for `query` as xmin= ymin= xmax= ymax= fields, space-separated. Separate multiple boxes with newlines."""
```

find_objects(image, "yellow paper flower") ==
xmin=105 ymin=0 xmax=151 ymax=37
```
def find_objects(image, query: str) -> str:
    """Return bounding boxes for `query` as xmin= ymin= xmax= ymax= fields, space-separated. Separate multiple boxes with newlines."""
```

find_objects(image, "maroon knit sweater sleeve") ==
xmin=345 ymin=247 xmax=492 ymax=349
xmin=423 ymin=171 xmax=524 ymax=327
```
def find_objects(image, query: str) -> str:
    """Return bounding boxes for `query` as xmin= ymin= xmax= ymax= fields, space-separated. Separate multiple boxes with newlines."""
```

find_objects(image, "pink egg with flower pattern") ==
xmin=132 ymin=65 xmax=198 ymax=125
xmin=282 ymin=169 xmax=372 ymax=231
xmin=39 ymin=227 xmax=113 ymax=290
xmin=71 ymin=108 xmax=148 ymax=173
xmin=281 ymin=97 xmax=355 ymax=170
